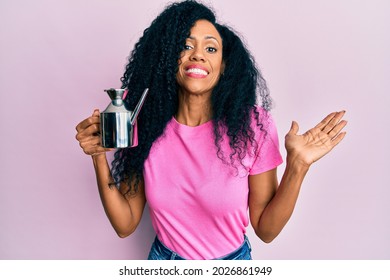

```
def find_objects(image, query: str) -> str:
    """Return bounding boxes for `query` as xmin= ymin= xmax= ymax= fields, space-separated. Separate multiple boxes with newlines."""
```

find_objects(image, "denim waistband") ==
xmin=148 ymin=236 xmax=252 ymax=260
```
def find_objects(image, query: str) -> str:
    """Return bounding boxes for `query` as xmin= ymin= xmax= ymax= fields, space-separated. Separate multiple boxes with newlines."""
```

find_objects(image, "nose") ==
xmin=189 ymin=47 xmax=206 ymax=62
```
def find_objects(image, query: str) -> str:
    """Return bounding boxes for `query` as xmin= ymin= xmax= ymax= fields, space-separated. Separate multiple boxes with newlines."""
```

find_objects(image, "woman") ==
xmin=75 ymin=1 xmax=347 ymax=260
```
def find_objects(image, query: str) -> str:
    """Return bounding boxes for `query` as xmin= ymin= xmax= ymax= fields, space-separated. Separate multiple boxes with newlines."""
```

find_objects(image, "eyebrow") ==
xmin=188 ymin=35 xmax=220 ymax=44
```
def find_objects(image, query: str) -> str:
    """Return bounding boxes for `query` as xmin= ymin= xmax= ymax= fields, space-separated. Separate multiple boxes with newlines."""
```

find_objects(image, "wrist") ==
xmin=286 ymin=154 xmax=311 ymax=173
xmin=91 ymin=153 xmax=107 ymax=165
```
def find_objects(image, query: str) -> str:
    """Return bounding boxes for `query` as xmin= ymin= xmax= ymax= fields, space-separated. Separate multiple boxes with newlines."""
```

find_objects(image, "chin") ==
xmin=184 ymin=88 xmax=211 ymax=96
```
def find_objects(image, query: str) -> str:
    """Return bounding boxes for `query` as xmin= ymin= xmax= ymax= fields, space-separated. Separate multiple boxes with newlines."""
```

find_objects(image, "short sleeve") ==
xmin=249 ymin=108 xmax=283 ymax=175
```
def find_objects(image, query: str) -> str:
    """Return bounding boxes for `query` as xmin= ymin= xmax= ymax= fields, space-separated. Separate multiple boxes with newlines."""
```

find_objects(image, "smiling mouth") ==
xmin=185 ymin=68 xmax=208 ymax=77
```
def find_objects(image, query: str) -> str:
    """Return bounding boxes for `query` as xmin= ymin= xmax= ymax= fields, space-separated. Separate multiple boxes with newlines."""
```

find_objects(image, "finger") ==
xmin=330 ymin=131 xmax=347 ymax=147
xmin=92 ymin=109 xmax=100 ymax=117
xmin=75 ymin=110 xmax=100 ymax=132
xmin=322 ymin=111 xmax=346 ymax=134
xmin=76 ymin=117 xmax=100 ymax=133
xmin=314 ymin=112 xmax=339 ymax=130
xmin=78 ymin=135 xmax=99 ymax=148
xmin=80 ymin=139 xmax=105 ymax=155
xmin=288 ymin=121 xmax=299 ymax=135
xmin=75 ymin=122 xmax=101 ymax=141
xmin=75 ymin=115 xmax=100 ymax=135
xmin=316 ymin=111 xmax=346 ymax=133
xmin=79 ymin=136 xmax=101 ymax=147
xmin=328 ymin=120 xmax=348 ymax=139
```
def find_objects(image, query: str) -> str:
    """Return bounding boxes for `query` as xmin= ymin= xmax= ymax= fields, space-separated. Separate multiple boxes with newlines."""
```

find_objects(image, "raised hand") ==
xmin=75 ymin=109 xmax=114 ymax=156
xmin=285 ymin=111 xmax=347 ymax=167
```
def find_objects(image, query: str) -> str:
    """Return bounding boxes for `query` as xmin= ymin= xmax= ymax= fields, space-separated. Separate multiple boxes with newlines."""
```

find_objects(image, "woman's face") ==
xmin=176 ymin=20 xmax=224 ymax=97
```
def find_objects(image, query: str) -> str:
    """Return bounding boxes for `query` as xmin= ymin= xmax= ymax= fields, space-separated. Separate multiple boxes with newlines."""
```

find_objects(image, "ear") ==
xmin=221 ymin=61 xmax=226 ymax=75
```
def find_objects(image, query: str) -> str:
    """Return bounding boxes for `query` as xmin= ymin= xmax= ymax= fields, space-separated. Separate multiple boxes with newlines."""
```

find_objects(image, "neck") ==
xmin=176 ymin=90 xmax=212 ymax=126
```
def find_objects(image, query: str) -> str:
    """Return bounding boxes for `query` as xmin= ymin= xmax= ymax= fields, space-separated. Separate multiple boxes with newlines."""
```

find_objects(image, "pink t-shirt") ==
xmin=143 ymin=108 xmax=283 ymax=259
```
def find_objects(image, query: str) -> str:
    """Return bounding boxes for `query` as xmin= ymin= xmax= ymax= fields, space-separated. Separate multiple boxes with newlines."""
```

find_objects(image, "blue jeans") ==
xmin=147 ymin=236 xmax=252 ymax=260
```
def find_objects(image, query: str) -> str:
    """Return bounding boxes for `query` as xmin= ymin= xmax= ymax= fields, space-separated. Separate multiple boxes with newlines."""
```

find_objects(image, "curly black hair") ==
xmin=110 ymin=0 xmax=272 ymax=193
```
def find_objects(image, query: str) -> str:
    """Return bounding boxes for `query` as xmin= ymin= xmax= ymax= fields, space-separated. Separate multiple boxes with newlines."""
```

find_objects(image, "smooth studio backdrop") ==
xmin=1 ymin=0 xmax=389 ymax=259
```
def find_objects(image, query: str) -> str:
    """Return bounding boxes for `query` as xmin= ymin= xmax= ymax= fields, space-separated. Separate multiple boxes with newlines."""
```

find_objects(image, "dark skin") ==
xmin=76 ymin=20 xmax=347 ymax=241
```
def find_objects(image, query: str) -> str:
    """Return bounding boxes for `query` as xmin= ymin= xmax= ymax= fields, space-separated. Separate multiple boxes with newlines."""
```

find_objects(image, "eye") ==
xmin=184 ymin=44 xmax=193 ymax=50
xmin=206 ymin=47 xmax=217 ymax=53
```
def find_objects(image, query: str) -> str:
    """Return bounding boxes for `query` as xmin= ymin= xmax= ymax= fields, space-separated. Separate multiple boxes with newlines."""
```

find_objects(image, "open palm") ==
xmin=285 ymin=111 xmax=347 ymax=166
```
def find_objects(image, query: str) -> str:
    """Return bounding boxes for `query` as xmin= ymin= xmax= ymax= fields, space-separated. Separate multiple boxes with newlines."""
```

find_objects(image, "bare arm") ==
xmin=249 ymin=111 xmax=347 ymax=243
xmin=92 ymin=153 xmax=146 ymax=237
xmin=76 ymin=110 xmax=146 ymax=238
xmin=249 ymin=163 xmax=308 ymax=243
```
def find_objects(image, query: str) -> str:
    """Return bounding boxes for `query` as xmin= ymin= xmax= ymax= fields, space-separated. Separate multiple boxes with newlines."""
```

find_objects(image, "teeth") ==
xmin=186 ymin=68 xmax=208 ymax=75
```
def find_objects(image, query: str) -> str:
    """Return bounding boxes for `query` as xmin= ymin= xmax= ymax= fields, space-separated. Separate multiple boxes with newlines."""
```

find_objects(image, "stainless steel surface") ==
xmin=101 ymin=112 xmax=136 ymax=148
xmin=100 ymin=88 xmax=148 ymax=148
xmin=104 ymin=88 xmax=126 ymax=107
xmin=130 ymin=88 xmax=149 ymax=125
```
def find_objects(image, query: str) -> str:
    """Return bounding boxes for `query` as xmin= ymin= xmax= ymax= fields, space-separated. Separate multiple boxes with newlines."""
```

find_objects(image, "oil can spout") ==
xmin=130 ymin=88 xmax=149 ymax=125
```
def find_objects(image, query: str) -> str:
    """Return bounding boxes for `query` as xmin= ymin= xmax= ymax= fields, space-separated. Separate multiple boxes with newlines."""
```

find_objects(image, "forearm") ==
xmin=92 ymin=154 xmax=136 ymax=237
xmin=252 ymin=111 xmax=347 ymax=242
xmin=256 ymin=157 xmax=309 ymax=242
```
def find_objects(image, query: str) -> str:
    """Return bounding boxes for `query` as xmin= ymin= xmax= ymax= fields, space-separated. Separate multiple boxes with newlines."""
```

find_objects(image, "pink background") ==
xmin=1 ymin=0 xmax=389 ymax=259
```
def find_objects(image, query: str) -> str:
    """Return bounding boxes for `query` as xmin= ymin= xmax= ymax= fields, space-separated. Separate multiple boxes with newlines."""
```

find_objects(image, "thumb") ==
xmin=92 ymin=109 xmax=100 ymax=117
xmin=288 ymin=121 xmax=299 ymax=135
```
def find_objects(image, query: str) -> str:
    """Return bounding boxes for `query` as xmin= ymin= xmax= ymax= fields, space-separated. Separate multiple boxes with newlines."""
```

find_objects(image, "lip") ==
xmin=184 ymin=64 xmax=209 ymax=78
xmin=186 ymin=64 xmax=209 ymax=73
